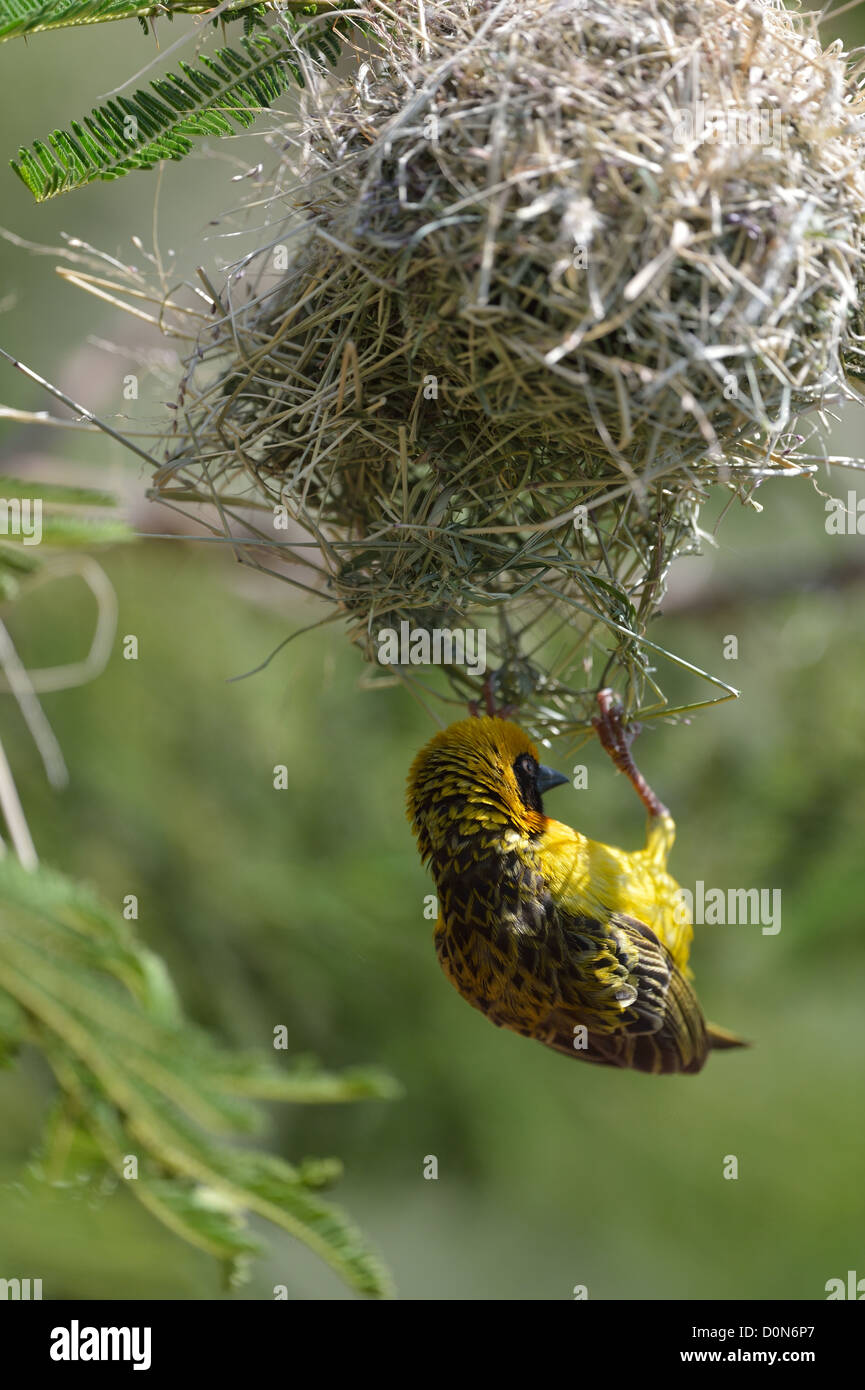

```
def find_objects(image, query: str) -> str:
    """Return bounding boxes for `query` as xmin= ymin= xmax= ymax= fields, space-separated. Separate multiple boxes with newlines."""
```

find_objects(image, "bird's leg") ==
xmin=467 ymin=673 xmax=494 ymax=717
xmin=468 ymin=670 xmax=516 ymax=719
xmin=592 ymin=688 xmax=669 ymax=820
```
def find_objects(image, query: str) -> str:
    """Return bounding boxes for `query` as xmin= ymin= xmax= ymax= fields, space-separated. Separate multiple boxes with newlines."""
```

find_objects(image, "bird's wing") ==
xmin=507 ymin=908 xmax=671 ymax=1036
xmin=540 ymin=910 xmax=709 ymax=1074
xmin=485 ymin=902 xmax=708 ymax=1074
xmin=576 ymin=912 xmax=671 ymax=1030
xmin=434 ymin=845 xmax=710 ymax=1073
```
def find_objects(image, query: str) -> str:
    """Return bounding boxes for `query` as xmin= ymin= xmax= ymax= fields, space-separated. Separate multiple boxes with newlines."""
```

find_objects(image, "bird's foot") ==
xmin=592 ymin=688 xmax=668 ymax=819
xmin=468 ymin=671 xmax=516 ymax=720
xmin=593 ymin=687 xmax=639 ymax=760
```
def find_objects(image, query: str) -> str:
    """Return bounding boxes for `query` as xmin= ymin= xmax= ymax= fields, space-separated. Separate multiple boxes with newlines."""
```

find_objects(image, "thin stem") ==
xmin=0 ymin=620 xmax=68 ymax=787
xmin=0 ymin=734 xmax=38 ymax=870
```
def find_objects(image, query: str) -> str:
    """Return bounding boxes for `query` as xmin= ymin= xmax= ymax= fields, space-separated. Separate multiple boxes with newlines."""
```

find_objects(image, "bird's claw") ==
xmin=469 ymin=671 xmax=516 ymax=720
xmin=592 ymin=688 xmax=639 ymax=758
xmin=592 ymin=688 xmax=668 ymax=820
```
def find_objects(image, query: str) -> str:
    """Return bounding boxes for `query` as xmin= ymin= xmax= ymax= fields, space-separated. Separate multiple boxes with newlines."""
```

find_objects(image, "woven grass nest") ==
xmin=154 ymin=0 xmax=865 ymax=737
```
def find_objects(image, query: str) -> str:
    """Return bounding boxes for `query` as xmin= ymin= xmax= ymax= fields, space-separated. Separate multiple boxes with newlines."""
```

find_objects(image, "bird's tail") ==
xmin=706 ymin=1022 xmax=749 ymax=1052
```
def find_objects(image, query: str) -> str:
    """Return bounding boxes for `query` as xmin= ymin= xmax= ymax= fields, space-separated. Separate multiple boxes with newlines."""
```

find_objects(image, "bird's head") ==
xmin=406 ymin=716 xmax=569 ymax=864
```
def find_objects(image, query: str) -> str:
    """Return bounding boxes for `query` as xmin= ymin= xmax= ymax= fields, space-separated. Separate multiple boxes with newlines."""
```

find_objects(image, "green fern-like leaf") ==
xmin=0 ymin=0 xmax=162 ymax=40
xmin=241 ymin=3 xmax=267 ymax=36
xmin=10 ymin=19 xmax=345 ymax=201
xmin=0 ymin=475 xmax=134 ymax=600
xmin=0 ymin=476 xmax=120 ymax=507
xmin=0 ymin=0 xmax=343 ymax=42
xmin=0 ymin=857 xmax=398 ymax=1296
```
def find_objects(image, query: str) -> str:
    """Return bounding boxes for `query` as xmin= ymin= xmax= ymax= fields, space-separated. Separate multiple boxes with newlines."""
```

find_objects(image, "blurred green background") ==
xmin=1 ymin=9 xmax=864 ymax=1300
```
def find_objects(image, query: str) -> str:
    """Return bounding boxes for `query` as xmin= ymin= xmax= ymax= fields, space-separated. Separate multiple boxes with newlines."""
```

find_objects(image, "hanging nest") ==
xmin=151 ymin=0 xmax=865 ymax=736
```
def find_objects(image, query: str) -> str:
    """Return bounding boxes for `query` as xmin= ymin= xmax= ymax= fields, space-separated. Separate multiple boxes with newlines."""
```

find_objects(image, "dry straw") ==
xmin=148 ymin=0 xmax=865 ymax=737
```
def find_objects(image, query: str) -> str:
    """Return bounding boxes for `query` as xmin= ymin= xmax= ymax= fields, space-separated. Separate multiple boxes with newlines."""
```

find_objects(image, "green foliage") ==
xmin=0 ymin=0 xmax=337 ymax=42
xmin=8 ymin=13 xmax=347 ymax=201
xmin=10 ymin=28 xmax=339 ymax=201
xmin=0 ymin=466 xmax=396 ymax=1297
xmin=0 ymin=476 xmax=134 ymax=600
xmin=0 ymin=477 xmax=119 ymax=507
xmin=0 ymin=856 xmax=397 ymax=1294
xmin=0 ymin=0 xmax=167 ymax=40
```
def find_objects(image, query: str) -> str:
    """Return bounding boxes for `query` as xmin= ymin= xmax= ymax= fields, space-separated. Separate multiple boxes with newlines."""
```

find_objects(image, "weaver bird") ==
xmin=407 ymin=691 xmax=745 ymax=1075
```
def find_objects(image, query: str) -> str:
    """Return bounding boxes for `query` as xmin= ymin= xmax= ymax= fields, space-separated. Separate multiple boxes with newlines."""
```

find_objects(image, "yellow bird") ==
xmin=406 ymin=690 xmax=746 ymax=1075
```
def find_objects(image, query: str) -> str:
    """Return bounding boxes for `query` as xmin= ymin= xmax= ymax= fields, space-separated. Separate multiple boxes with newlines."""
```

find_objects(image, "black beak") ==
xmin=536 ymin=764 xmax=569 ymax=794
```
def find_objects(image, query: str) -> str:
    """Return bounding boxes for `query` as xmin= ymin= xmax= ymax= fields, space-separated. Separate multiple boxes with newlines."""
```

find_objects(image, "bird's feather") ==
xmin=408 ymin=716 xmax=745 ymax=1077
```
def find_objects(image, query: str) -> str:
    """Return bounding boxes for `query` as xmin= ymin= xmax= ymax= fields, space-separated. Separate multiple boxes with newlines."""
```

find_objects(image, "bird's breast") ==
xmin=429 ymin=841 xmax=565 ymax=1026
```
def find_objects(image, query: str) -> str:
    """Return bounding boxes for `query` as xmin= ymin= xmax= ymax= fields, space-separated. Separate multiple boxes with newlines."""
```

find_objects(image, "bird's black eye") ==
xmin=512 ymin=752 xmax=542 ymax=812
